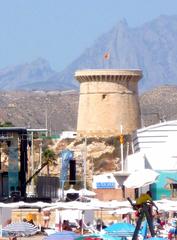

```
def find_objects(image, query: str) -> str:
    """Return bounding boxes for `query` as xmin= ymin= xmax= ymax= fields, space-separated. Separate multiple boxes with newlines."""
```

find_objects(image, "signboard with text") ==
xmin=96 ymin=182 xmax=115 ymax=189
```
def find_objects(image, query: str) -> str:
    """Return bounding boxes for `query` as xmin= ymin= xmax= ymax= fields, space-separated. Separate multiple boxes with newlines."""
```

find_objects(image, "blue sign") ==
xmin=96 ymin=182 xmax=115 ymax=189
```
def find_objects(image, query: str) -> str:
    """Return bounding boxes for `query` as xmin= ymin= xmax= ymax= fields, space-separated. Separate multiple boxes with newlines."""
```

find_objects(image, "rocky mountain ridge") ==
xmin=0 ymin=15 xmax=177 ymax=92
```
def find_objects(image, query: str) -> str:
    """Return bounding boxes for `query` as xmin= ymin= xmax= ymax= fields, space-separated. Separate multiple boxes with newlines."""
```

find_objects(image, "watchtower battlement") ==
xmin=75 ymin=69 xmax=142 ymax=137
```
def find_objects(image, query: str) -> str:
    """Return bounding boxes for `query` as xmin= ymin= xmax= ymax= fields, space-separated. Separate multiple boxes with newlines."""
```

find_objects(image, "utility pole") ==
xmin=39 ymin=142 xmax=42 ymax=175
xmin=45 ymin=108 xmax=48 ymax=137
xmin=45 ymin=96 xmax=50 ymax=137
xmin=30 ymin=131 xmax=34 ymax=195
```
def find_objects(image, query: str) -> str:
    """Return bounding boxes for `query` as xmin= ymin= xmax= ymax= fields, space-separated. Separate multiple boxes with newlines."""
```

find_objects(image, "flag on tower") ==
xmin=103 ymin=52 xmax=110 ymax=60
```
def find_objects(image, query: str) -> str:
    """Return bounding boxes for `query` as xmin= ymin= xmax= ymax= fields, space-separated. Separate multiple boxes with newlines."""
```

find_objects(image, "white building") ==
xmin=60 ymin=131 xmax=77 ymax=140
xmin=126 ymin=120 xmax=177 ymax=172
xmin=125 ymin=120 xmax=177 ymax=199
xmin=132 ymin=120 xmax=177 ymax=154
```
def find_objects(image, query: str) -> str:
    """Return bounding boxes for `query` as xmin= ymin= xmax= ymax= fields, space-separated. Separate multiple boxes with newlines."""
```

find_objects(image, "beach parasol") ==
xmin=110 ymin=207 xmax=135 ymax=215
xmin=2 ymin=200 xmax=51 ymax=209
xmin=3 ymin=221 xmax=39 ymax=237
xmin=104 ymin=222 xmax=136 ymax=238
xmin=154 ymin=199 xmax=177 ymax=212
xmin=123 ymin=169 xmax=159 ymax=188
xmin=64 ymin=188 xmax=80 ymax=195
xmin=43 ymin=230 xmax=80 ymax=240
xmin=144 ymin=238 xmax=167 ymax=239
xmin=75 ymin=233 xmax=116 ymax=240
xmin=79 ymin=188 xmax=96 ymax=197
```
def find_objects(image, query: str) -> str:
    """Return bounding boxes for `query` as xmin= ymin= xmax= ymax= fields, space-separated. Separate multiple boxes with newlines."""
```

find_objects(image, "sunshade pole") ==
xmin=0 ymin=208 xmax=2 ymax=238
xmin=81 ymin=210 xmax=84 ymax=235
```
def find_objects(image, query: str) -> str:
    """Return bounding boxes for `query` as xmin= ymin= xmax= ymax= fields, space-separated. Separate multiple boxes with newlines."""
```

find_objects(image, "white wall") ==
xmin=131 ymin=120 xmax=177 ymax=171
xmin=133 ymin=120 xmax=177 ymax=153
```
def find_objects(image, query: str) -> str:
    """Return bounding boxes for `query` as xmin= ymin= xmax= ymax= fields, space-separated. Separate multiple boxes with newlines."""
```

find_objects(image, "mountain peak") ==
xmin=30 ymin=58 xmax=51 ymax=68
xmin=117 ymin=18 xmax=128 ymax=27
xmin=25 ymin=58 xmax=54 ymax=75
xmin=113 ymin=18 xmax=129 ymax=33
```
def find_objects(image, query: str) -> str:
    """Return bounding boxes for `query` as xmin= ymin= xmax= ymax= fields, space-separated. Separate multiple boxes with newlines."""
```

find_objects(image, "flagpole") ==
xmin=103 ymin=51 xmax=110 ymax=68
xmin=120 ymin=125 xmax=124 ymax=172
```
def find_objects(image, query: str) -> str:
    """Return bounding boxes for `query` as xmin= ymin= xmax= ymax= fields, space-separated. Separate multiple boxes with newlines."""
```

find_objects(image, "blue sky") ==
xmin=0 ymin=0 xmax=177 ymax=71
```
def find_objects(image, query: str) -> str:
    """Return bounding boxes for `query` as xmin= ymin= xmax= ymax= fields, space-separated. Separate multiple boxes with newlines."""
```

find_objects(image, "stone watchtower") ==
xmin=75 ymin=69 xmax=142 ymax=137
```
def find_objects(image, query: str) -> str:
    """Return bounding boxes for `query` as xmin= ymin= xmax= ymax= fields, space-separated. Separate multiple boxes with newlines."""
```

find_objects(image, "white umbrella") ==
xmin=65 ymin=201 xmax=100 ymax=211
xmin=64 ymin=188 xmax=79 ymax=195
xmin=90 ymin=199 xmax=131 ymax=210
xmin=3 ymin=201 xmax=27 ymax=208
xmin=0 ymin=202 xmax=9 ymax=208
xmin=155 ymin=199 xmax=177 ymax=212
xmin=123 ymin=168 xmax=159 ymax=188
xmin=2 ymin=201 xmax=51 ymax=209
xmin=3 ymin=221 xmax=39 ymax=237
xmin=110 ymin=207 xmax=135 ymax=215
xmin=44 ymin=200 xmax=100 ymax=211
xmin=42 ymin=201 xmax=68 ymax=211
xmin=79 ymin=188 xmax=96 ymax=197
xmin=29 ymin=201 xmax=51 ymax=208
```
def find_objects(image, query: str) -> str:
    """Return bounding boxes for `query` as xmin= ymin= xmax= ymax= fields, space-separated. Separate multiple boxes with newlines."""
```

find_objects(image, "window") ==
xmin=102 ymin=94 xmax=107 ymax=100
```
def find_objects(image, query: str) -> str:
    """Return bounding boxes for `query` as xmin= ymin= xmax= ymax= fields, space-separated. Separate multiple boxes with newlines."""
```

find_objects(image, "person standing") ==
xmin=42 ymin=210 xmax=51 ymax=228
xmin=128 ymin=191 xmax=158 ymax=240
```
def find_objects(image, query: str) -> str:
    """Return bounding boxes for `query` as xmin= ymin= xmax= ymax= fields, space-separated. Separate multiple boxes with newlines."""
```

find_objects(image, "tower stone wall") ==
xmin=75 ymin=69 xmax=142 ymax=137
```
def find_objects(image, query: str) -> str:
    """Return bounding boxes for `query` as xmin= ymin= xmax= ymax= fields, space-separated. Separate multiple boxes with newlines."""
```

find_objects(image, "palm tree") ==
xmin=26 ymin=148 xmax=56 ymax=186
xmin=42 ymin=148 xmax=56 ymax=175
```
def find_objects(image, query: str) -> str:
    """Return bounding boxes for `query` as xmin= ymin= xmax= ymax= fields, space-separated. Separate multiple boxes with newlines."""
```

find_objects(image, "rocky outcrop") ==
xmin=52 ymin=136 xmax=132 ymax=187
